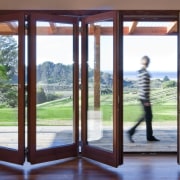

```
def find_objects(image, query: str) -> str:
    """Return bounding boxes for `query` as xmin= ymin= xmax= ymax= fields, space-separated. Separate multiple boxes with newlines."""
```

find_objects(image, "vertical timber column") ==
xmin=94 ymin=25 xmax=100 ymax=110
xmin=178 ymin=11 xmax=180 ymax=164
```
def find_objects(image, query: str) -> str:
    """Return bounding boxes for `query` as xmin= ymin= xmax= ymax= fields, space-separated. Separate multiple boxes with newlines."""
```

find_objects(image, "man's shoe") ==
xmin=147 ymin=136 xmax=160 ymax=142
xmin=127 ymin=130 xmax=135 ymax=143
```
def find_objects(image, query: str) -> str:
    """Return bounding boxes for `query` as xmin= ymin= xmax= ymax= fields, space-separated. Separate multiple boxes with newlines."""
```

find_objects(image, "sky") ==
xmin=18 ymin=34 xmax=177 ymax=72
xmin=36 ymin=36 xmax=73 ymax=65
xmin=123 ymin=36 xmax=177 ymax=72
xmin=35 ymin=35 xmax=177 ymax=72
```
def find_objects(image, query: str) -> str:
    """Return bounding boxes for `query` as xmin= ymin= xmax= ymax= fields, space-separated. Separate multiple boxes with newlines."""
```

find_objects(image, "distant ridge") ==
xmin=124 ymin=71 xmax=177 ymax=80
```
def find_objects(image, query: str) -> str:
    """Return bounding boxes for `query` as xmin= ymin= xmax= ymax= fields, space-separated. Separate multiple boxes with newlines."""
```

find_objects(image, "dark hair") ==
xmin=142 ymin=55 xmax=150 ymax=66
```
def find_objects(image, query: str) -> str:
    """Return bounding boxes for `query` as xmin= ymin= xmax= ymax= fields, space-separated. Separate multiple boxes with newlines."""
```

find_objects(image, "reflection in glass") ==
xmin=87 ymin=21 xmax=113 ymax=151
xmin=0 ymin=21 xmax=19 ymax=149
xmin=36 ymin=21 xmax=74 ymax=149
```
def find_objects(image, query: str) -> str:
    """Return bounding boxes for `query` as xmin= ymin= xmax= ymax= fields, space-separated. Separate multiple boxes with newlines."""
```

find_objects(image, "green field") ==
xmin=0 ymin=88 xmax=177 ymax=126
xmin=123 ymin=87 xmax=177 ymax=123
xmin=0 ymin=108 xmax=18 ymax=125
xmin=0 ymin=103 xmax=176 ymax=126
xmin=124 ymin=103 xmax=177 ymax=123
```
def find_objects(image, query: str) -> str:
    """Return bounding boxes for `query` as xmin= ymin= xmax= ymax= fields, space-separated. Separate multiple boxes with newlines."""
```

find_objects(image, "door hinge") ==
xmin=79 ymin=140 xmax=83 ymax=147
xmin=25 ymin=21 xmax=29 ymax=30
xmin=78 ymin=140 xmax=82 ymax=154
xmin=79 ymin=27 xmax=82 ymax=33
xmin=25 ymin=147 xmax=28 ymax=156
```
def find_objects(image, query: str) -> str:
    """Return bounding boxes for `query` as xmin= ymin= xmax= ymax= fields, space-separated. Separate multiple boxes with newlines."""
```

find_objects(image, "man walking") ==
xmin=127 ymin=55 xmax=160 ymax=143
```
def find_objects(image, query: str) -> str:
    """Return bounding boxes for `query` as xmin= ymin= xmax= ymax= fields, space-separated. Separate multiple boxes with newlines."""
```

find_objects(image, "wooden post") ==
xmin=94 ymin=25 xmax=100 ymax=110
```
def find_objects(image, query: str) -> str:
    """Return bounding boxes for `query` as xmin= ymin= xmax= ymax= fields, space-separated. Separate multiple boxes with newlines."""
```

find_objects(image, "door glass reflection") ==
xmin=87 ymin=21 xmax=113 ymax=151
xmin=36 ymin=21 xmax=74 ymax=149
xmin=0 ymin=21 xmax=19 ymax=149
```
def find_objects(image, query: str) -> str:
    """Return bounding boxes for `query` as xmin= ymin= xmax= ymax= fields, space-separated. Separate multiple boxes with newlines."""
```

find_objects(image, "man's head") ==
xmin=141 ymin=55 xmax=150 ymax=68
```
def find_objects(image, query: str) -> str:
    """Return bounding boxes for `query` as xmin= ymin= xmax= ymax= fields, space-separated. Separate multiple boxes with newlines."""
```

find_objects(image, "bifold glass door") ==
xmin=178 ymin=12 xmax=180 ymax=164
xmin=0 ymin=13 xmax=25 ymax=164
xmin=27 ymin=11 xmax=123 ymax=167
xmin=0 ymin=11 xmax=122 ymax=167
xmin=1 ymin=10 xmax=180 ymax=168
xmin=81 ymin=11 xmax=123 ymax=167
xmin=27 ymin=13 xmax=79 ymax=164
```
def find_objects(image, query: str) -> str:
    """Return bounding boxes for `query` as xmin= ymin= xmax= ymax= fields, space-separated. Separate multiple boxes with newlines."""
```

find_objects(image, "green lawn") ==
xmin=0 ymin=95 xmax=177 ymax=126
xmin=123 ymin=104 xmax=177 ymax=122
xmin=0 ymin=108 xmax=18 ymax=125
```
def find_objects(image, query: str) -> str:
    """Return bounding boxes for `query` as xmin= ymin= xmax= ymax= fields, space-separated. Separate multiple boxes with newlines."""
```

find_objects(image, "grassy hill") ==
xmin=123 ymin=87 xmax=177 ymax=123
xmin=0 ymin=87 xmax=177 ymax=126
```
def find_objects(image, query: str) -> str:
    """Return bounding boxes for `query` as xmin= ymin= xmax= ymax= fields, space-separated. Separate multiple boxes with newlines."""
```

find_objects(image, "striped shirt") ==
xmin=138 ymin=68 xmax=151 ymax=102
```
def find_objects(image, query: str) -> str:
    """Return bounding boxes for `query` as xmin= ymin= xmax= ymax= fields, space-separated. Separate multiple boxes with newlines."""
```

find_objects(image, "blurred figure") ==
xmin=127 ymin=55 xmax=160 ymax=143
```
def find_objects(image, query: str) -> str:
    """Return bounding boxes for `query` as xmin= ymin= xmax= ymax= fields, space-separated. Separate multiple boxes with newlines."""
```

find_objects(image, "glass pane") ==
xmin=0 ymin=21 xmax=19 ymax=149
xmin=87 ymin=21 xmax=113 ymax=151
xmin=36 ymin=21 xmax=74 ymax=149
xmin=123 ymin=21 xmax=177 ymax=152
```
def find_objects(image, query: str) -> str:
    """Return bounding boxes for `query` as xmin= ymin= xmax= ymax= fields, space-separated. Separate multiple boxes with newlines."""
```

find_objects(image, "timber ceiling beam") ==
xmin=7 ymin=22 xmax=18 ymax=34
xmin=0 ymin=23 xmax=17 ymax=35
xmin=0 ymin=22 xmax=178 ymax=36
xmin=128 ymin=21 xmax=138 ymax=34
xmin=49 ymin=22 xmax=57 ymax=34
xmin=124 ymin=26 xmax=168 ymax=35
xmin=167 ymin=21 xmax=177 ymax=34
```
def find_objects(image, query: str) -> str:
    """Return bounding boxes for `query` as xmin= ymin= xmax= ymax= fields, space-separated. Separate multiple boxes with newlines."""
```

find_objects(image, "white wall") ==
xmin=0 ymin=0 xmax=180 ymax=10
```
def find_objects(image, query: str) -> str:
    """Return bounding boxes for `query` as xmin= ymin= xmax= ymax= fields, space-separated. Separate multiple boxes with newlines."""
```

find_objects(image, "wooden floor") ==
xmin=0 ymin=153 xmax=179 ymax=180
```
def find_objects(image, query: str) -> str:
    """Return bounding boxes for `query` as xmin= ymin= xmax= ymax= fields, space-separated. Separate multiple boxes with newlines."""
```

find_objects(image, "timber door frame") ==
xmin=27 ymin=13 xmax=79 ymax=164
xmin=178 ymin=11 xmax=180 ymax=164
xmin=81 ymin=11 xmax=123 ymax=167
xmin=0 ymin=12 xmax=25 ymax=164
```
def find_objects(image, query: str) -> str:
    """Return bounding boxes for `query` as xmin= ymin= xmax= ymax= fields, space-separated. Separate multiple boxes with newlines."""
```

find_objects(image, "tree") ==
xmin=37 ymin=61 xmax=73 ymax=84
xmin=162 ymin=80 xmax=176 ymax=88
xmin=0 ymin=36 xmax=18 ymax=107
xmin=37 ymin=87 xmax=46 ymax=104
xmin=163 ymin=75 xmax=170 ymax=82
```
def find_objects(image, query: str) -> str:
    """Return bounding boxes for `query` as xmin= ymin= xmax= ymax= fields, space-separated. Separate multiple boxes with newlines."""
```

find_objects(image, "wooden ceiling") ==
xmin=0 ymin=21 xmax=177 ymax=36
xmin=124 ymin=21 xmax=177 ymax=35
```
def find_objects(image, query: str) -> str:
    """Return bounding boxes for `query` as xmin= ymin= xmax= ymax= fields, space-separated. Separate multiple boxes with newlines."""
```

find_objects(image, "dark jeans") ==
xmin=129 ymin=99 xmax=153 ymax=140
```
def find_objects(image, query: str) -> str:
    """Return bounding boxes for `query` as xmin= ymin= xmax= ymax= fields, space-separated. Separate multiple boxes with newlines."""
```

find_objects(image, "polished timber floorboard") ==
xmin=0 ymin=153 xmax=179 ymax=180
